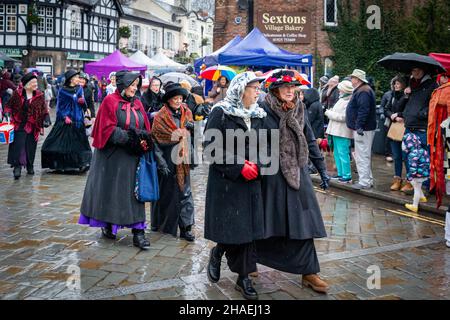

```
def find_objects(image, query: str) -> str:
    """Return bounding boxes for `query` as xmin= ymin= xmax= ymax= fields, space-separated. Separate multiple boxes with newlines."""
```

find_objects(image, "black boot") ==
xmin=13 ymin=166 xmax=21 ymax=180
xmin=101 ymin=224 xmax=116 ymax=240
xmin=26 ymin=164 xmax=34 ymax=175
xmin=207 ymin=246 xmax=223 ymax=283
xmin=180 ymin=225 xmax=195 ymax=242
xmin=132 ymin=229 xmax=150 ymax=250
xmin=235 ymin=276 xmax=258 ymax=300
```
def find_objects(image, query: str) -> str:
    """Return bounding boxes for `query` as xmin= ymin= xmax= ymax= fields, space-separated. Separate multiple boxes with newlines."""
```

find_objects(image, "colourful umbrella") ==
xmin=262 ymin=69 xmax=311 ymax=85
xmin=200 ymin=65 xmax=237 ymax=81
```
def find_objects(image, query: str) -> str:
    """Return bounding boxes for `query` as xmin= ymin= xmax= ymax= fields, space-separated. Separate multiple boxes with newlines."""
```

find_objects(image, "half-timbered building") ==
xmin=0 ymin=0 xmax=123 ymax=75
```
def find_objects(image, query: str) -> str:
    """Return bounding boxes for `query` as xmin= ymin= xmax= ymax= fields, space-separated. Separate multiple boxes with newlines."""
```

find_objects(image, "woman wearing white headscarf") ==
xmin=204 ymin=72 xmax=266 ymax=300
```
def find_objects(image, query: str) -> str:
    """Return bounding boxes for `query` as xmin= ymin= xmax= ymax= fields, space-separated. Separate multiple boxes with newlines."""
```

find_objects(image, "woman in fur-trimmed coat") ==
xmin=256 ymin=69 xmax=330 ymax=294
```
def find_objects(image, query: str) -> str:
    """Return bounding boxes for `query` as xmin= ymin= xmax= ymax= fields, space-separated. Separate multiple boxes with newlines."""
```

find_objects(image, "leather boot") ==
xmin=132 ymin=229 xmax=150 ymax=250
xmin=302 ymin=274 xmax=329 ymax=294
xmin=207 ymin=246 xmax=223 ymax=283
xmin=390 ymin=176 xmax=402 ymax=191
xmin=180 ymin=225 xmax=195 ymax=242
xmin=400 ymin=181 xmax=414 ymax=194
xmin=13 ymin=166 xmax=21 ymax=180
xmin=235 ymin=276 xmax=258 ymax=300
xmin=101 ymin=224 xmax=116 ymax=240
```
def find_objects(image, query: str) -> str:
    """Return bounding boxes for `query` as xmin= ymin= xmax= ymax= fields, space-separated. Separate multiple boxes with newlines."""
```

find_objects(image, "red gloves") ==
xmin=64 ymin=116 xmax=72 ymax=125
xmin=241 ymin=160 xmax=259 ymax=181
xmin=77 ymin=97 xmax=85 ymax=105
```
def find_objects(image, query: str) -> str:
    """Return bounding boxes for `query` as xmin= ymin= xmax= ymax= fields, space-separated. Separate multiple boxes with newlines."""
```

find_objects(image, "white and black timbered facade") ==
xmin=0 ymin=0 xmax=123 ymax=75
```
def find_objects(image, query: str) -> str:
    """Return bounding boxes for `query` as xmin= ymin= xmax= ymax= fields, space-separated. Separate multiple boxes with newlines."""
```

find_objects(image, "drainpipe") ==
xmin=248 ymin=0 xmax=254 ymax=33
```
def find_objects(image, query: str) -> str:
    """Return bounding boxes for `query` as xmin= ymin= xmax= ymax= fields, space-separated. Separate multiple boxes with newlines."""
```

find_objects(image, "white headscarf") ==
xmin=213 ymin=72 xmax=267 ymax=119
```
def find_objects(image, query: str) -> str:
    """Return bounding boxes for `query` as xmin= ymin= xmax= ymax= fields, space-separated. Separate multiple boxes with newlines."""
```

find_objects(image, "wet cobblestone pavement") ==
xmin=0 ymin=119 xmax=449 ymax=300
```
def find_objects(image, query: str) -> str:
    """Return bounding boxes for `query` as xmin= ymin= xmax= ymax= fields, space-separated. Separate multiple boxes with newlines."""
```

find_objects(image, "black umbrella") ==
xmin=377 ymin=52 xmax=446 ymax=75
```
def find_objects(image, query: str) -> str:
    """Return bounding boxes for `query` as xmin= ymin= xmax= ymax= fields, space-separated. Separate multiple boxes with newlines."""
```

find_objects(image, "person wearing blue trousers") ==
xmin=325 ymin=80 xmax=354 ymax=183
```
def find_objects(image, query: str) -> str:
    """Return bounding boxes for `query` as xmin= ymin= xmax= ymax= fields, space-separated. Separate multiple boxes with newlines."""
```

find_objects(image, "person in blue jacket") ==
xmin=345 ymin=69 xmax=377 ymax=190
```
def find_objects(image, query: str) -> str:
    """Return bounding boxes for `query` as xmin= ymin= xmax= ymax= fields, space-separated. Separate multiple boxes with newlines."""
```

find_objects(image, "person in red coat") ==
xmin=79 ymin=70 xmax=153 ymax=250
xmin=4 ymin=72 xmax=50 ymax=179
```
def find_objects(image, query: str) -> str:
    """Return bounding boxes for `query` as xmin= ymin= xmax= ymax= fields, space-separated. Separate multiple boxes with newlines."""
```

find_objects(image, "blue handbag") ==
xmin=135 ymin=151 xmax=159 ymax=202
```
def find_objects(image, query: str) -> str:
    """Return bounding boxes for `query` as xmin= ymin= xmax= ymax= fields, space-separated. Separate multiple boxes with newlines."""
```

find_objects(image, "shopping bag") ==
xmin=387 ymin=121 xmax=405 ymax=142
xmin=0 ymin=121 xmax=14 ymax=145
xmin=135 ymin=151 xmax=159 ymax=202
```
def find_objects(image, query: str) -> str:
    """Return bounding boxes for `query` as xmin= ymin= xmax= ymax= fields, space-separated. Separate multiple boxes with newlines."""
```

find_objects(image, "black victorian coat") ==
xmin=255 ymin=101 xmax=327 ymax=275
xmin=203 ymin=107 xmax=265 ymax=245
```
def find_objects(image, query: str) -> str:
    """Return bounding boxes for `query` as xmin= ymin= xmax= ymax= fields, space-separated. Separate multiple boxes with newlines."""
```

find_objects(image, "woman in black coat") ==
xmin=255 ymin=69 xmax=330 ymax=294
xmin=151 ymin=83 xmax=196 ymax=242
xmin=140 ymin=76 xmax=163 ymax=121
xmin=204 ymin=72 xmax=267 ymax=300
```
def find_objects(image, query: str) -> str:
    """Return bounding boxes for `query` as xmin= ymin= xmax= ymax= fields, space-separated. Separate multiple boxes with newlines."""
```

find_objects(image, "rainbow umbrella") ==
xmin=262 ymin=69 xmax=311 ymax=85
xmin=200 ymin=65 xmax=237 ymax=81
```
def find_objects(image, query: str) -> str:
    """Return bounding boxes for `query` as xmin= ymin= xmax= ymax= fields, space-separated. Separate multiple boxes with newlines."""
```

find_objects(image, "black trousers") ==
xmin=216 ymin=242 xmax=257 ymax=277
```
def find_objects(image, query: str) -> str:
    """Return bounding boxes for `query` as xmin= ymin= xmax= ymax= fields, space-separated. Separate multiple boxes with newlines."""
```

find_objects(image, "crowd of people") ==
xmin=1 ymin=61 xmax=449 ymax=300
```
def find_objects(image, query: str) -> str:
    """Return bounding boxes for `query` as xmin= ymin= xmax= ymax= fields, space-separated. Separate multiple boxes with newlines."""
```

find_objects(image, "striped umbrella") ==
xmin=200 ymin=65 xmax=237 ymax=81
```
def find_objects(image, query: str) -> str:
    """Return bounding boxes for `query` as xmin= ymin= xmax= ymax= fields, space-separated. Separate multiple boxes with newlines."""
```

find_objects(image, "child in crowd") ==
xmin=402 ymin=132 xmax=430 ymax=212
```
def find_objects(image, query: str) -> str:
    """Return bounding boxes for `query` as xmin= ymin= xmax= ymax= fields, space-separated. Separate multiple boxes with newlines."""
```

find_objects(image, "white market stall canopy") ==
xmin=129 ymin=50 xmax=162 ymax=68
xmin=152 ymin=52 xmax=184 ymax=68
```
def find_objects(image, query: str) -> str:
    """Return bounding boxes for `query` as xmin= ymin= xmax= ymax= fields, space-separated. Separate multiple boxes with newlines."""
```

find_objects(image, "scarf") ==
xmin=152 ymin=103 xmax=193 ymax=190
xmin=92 ymin=91 xmax=150 ymax=149
xmin=265 ymin=92 xmax=309 ymax=190
xmin=5 ymin=85 xmax=47 ymax=141
xmin=212 ymin=72 xmax=267 ymax=120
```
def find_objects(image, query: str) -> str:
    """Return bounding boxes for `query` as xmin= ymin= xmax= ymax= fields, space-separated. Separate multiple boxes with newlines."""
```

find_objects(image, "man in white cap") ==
xmin=346 ymin=69 xmax=377 ymax=190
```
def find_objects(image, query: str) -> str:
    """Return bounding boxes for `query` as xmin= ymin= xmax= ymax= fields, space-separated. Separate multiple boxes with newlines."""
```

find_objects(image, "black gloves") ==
xmin=356 ymin=128 xmax=364 ymax=136
xmin=319 ymin=171 xmax=330 ymax=190
xmin=125 ymin=128 xmax=153 ymax=156
xmin=43 ymin=114 xmax=51 ymax=128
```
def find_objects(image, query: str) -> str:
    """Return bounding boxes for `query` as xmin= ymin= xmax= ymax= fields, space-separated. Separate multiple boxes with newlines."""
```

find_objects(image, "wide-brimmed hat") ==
xmin=64 ymin=69 xmax=80 ymax=86
xmin=21 ymin=72 xmax=37 ymax=87
xmin=337 ymin=80 xmax=353 ymax=94
xmin=116 ymin=70 xmax=142 ymax=93
xmin=265 ymin=69 xmax=302 ymax=90
xmin=162 ymin=83 xmax=188 ymax=103
xmin=349 ymin=69 xmax=368 ymax=83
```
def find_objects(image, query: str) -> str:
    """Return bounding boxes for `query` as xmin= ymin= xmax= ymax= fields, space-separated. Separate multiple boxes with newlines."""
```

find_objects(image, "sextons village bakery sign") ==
xmin=256 ymin=10 xmax=312 ymax=44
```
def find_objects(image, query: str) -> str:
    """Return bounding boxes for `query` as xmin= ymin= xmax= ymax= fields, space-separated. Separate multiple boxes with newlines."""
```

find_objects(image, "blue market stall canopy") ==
xmin=218 ymin=28 xmax=312 ymax=67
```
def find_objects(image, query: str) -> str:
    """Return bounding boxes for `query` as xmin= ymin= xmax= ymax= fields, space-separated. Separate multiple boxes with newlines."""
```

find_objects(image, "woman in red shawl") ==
xmin=79 ymin=70 xmax=152 ymax=250
xmin=4 ymin=72 xmax=50 ymax=179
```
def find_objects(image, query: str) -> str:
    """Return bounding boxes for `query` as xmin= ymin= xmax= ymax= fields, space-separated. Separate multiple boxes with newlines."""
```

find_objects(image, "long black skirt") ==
xmin=7 ymin=130 xmax=37 ymax=168
xmin=151 ymin=174 xmax=195 ymax=236
xmin=256 ymin=237 xmax=320 ymax=275
xmin=217 ymin=242 xmax=257 ymax=277
xmin=41 ymin=121 xmax=92 ymax=171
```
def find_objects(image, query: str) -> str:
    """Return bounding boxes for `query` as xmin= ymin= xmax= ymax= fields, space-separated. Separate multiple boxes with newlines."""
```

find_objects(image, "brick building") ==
xmin=214 ymin=0 xmax=426 ymax=77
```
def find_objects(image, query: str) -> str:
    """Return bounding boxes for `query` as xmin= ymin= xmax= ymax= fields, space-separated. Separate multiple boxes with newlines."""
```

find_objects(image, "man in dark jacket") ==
xmin=346 ymin=69 xmax=377 ymax=190
xmin=303 ymin=88 xmax=324 ymax=140
xmin=399 ymin=67 xmax=438 ymax=191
